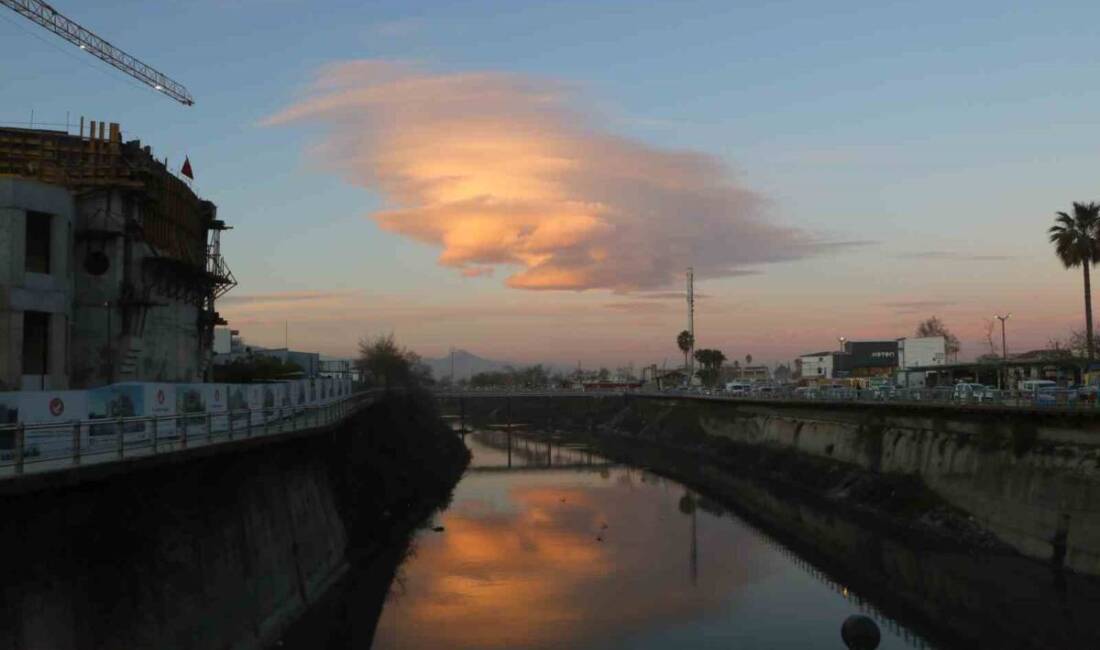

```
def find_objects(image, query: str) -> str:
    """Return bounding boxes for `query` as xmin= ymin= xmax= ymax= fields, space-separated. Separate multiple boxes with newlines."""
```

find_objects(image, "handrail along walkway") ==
xmin=0 ymin=392 xmax=374 ymax=483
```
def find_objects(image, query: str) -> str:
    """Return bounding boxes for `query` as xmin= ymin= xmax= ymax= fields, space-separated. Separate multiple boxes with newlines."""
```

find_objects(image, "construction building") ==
xmin=0 ymin=121 xmax=235 ymax=390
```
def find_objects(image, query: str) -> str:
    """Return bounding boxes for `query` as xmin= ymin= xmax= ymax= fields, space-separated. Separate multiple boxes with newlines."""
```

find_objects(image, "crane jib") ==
xmin=1 ymin=0 xmax=195 ymax=106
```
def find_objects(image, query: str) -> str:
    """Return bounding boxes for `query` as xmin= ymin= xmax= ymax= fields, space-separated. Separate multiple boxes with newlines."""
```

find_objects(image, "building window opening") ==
xmin=22 ymin=311 xmax=50 ymax=376
xmin=25 ymin=211 xmax=52 ymax=274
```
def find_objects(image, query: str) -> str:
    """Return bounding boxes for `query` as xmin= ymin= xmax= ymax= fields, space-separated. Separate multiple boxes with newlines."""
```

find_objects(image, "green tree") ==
xmin=745 ymin=354 xmax=753 ymax=366
xmin=356 ymin=334 xmax=431 ymax=390
xmin=213 ymin=356 xmax=303 ymax=383
xmin=677 ymin=330 xmax=694 ymax=370
xmin=1049 ymin=202 xmax=1100 ymax=359
xmin=693 ymin=348 xmax=727 ymax=387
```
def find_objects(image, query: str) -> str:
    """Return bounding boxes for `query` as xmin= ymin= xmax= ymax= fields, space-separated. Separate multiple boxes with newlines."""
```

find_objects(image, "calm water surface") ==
xmin=370 ymin=431 xmax=928 ymax=649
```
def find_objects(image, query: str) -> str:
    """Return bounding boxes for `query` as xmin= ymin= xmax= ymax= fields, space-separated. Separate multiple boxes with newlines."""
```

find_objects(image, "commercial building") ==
xmin=897 ymin=336 xmax=947 ymax=370
xmin=799 ymin=340 xmax=900 ymax=381
xmin=799 ymin=352 xmax=834 ymax=380
xmin=834 ymin=340 xmax=897 ymax=378
xmin=728 ymin=365 xmax=771 ymax=382
xmin=211 ymin=327 xmax=322 ymax=378
xmin=1 ymin=122 xmax=234 ymax=390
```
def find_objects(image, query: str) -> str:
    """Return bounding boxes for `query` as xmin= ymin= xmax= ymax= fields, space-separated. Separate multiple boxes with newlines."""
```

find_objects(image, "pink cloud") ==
xmin=265 ymin=60 xmax=848 ymax=292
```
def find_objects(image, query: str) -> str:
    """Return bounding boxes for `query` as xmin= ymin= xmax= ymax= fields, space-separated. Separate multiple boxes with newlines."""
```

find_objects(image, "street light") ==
xmin=996 ymin=314 xmax=1011 ymax=390
xmin=838 ymin=336 xmax=847 ymax=352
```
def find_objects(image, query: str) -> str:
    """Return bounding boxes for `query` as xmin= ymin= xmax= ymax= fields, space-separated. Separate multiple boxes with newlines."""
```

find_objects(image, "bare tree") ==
xmin=916 ymin=316 xmax=961 ymax=362
xmin=983 ymin=318 xmax=998 ymax=357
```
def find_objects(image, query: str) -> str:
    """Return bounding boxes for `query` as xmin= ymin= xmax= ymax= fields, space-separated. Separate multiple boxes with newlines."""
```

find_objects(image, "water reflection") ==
xmin=370 ymin=432 xmax=926 ymax=649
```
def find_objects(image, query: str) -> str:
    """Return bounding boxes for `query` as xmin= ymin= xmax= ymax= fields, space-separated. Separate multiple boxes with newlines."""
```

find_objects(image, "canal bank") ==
xmin=0 ymin=391 xmax=468 ymax=650
xmin=446 ymin=393 xmax=1100 ymax=575
xmin=306 ymin=428 xmax=1100 ymax=649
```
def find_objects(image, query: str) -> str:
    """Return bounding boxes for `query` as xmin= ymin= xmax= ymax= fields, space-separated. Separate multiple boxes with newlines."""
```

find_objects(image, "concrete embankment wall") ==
xmin=449 ymin=394 xmax=1100 ymax=575
xmin=688 ymin=399 xmax=1100 ymax=576
xmin=0 ymin=393 xmax=468 ymax=650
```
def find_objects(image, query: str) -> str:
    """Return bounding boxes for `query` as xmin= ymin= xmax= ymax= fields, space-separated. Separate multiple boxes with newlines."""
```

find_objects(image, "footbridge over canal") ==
xmin=441 ymin=390 xmax=1100 ymax=576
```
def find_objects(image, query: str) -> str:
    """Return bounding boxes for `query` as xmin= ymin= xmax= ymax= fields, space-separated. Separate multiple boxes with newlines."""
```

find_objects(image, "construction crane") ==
xmin=1 ymin=0 xmax=194 ymax=105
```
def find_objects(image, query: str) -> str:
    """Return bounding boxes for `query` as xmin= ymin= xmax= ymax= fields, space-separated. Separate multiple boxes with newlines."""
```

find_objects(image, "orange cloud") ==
xmin=266 ymin=60 xmax=841 ymax=291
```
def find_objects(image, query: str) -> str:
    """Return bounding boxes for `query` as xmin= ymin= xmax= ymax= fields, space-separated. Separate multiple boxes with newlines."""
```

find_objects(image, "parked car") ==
xmin=794 ymin=387 xmax=819 ymax=400
xmin=725 ymin=381 xmax=751 ymax=396
xmin=953 ymin=383 xmax=995 ymax=403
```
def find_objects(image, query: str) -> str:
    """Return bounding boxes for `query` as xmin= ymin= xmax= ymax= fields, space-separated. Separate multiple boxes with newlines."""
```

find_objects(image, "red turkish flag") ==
xmin=181 ymin=156 xmax=194 ymax=180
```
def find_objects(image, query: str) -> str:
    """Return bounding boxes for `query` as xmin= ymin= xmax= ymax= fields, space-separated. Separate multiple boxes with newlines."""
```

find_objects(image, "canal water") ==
xmin=368 ymin=430 xmax=929 ymax=649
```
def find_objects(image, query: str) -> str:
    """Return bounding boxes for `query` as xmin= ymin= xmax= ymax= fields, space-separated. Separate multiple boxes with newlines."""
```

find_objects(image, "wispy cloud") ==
xmin=265 ymin=60 xmax=857 ymax=292
xmin=900 ymin=251 xmax=1015 ymax=261
xmin=880 ymin=300 xmax=955 ymax=314
xmin=218 ymin=290 xmax=353 ymax=306
xmin=604 ymin=301 xmax=672 ymax=313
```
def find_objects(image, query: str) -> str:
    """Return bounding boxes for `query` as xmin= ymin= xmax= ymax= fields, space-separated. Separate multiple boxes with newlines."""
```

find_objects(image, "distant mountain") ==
xmin=422 ymin=349 xmax=512 ymax=381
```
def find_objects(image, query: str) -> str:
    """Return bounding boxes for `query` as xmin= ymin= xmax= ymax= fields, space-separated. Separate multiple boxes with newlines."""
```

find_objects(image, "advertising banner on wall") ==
xmin=17 ymin=390 xmax=90 ymax=458
xmin=260 ymin=384 xmax=277 ymax=426
xmin=248 ymin=385 xmax=265 ymax=426
xmin=88 ymin=384 xmax=146 ymax=447
xmin=143 ymin=384 xmax=177 ymax=439
xmin=175 ymin=384 xmax=208 ymax=437
xmin=206 ymin=384 xmax=228 ymax=433
xmin=270 ymin=383 xmax=289 ymax=422
xmin=227 ymin=384 xmax=249 ymax=431
xmin=293 ymin=379 xmax=307 ymax=410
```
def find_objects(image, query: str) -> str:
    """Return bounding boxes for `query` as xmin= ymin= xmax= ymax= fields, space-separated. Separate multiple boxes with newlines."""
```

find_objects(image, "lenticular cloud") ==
xmin=266 ymin=60 xmax=826 ymax=291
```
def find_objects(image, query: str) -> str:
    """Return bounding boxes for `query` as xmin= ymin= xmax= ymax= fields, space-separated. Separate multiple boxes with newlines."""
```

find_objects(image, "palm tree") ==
xmin=677 ymin=330 xmax=694 ymax=371
xmin=1049 ymin=202 xmax=1100 ymax=359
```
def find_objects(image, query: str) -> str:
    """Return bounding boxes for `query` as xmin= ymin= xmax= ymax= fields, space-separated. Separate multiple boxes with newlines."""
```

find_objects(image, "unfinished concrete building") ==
xmin=0 ymin=121 xmax=235 ymax=390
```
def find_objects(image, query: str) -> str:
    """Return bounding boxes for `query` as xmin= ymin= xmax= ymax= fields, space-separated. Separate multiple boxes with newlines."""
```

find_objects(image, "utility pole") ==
xmin=687 ymin=267 xmax=695 ymax=383
xmin=996 ymin=314 xmax=1011 ymax=390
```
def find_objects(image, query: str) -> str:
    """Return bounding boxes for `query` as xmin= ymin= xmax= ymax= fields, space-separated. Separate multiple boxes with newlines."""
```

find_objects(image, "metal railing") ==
xmin=0 ymin=393 xmax=371 ymax=481
xmin=437 ymin=386 xmax=1100 ymax=411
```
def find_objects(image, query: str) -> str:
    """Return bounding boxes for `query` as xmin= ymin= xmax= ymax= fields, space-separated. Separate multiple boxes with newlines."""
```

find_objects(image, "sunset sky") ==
xmin=4 ymin=1 xmax=1100 ymax=366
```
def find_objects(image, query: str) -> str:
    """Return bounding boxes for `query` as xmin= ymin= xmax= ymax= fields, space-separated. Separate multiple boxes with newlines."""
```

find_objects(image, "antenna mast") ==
xmin=687 ymin=267 xmax=695 ymax=382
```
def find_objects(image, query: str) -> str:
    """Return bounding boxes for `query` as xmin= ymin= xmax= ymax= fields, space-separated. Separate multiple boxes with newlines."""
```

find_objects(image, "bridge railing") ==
xmin=0 ymin=392 xmax=372 ymax=481
xmin=437 ymin=386 xmax=1100 ymax=411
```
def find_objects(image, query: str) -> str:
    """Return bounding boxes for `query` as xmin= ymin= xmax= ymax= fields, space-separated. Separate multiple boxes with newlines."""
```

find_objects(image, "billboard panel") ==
xmin=175 ymin=384 xmax=208 ymax=437
xmin=248 ymin=385 xmax=264 ymax=426
xmin=143 ymin=384 xmax=177 ymax=439
xmin=206 ymin=384 xmax=228 ymax=433
xmin=88 ymin=384 xmax=145 ymax=447
xmin=227 ymin=384 xmax=249 ymax=431
xmin=17 ymin=390 xmax=89 ymax=459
